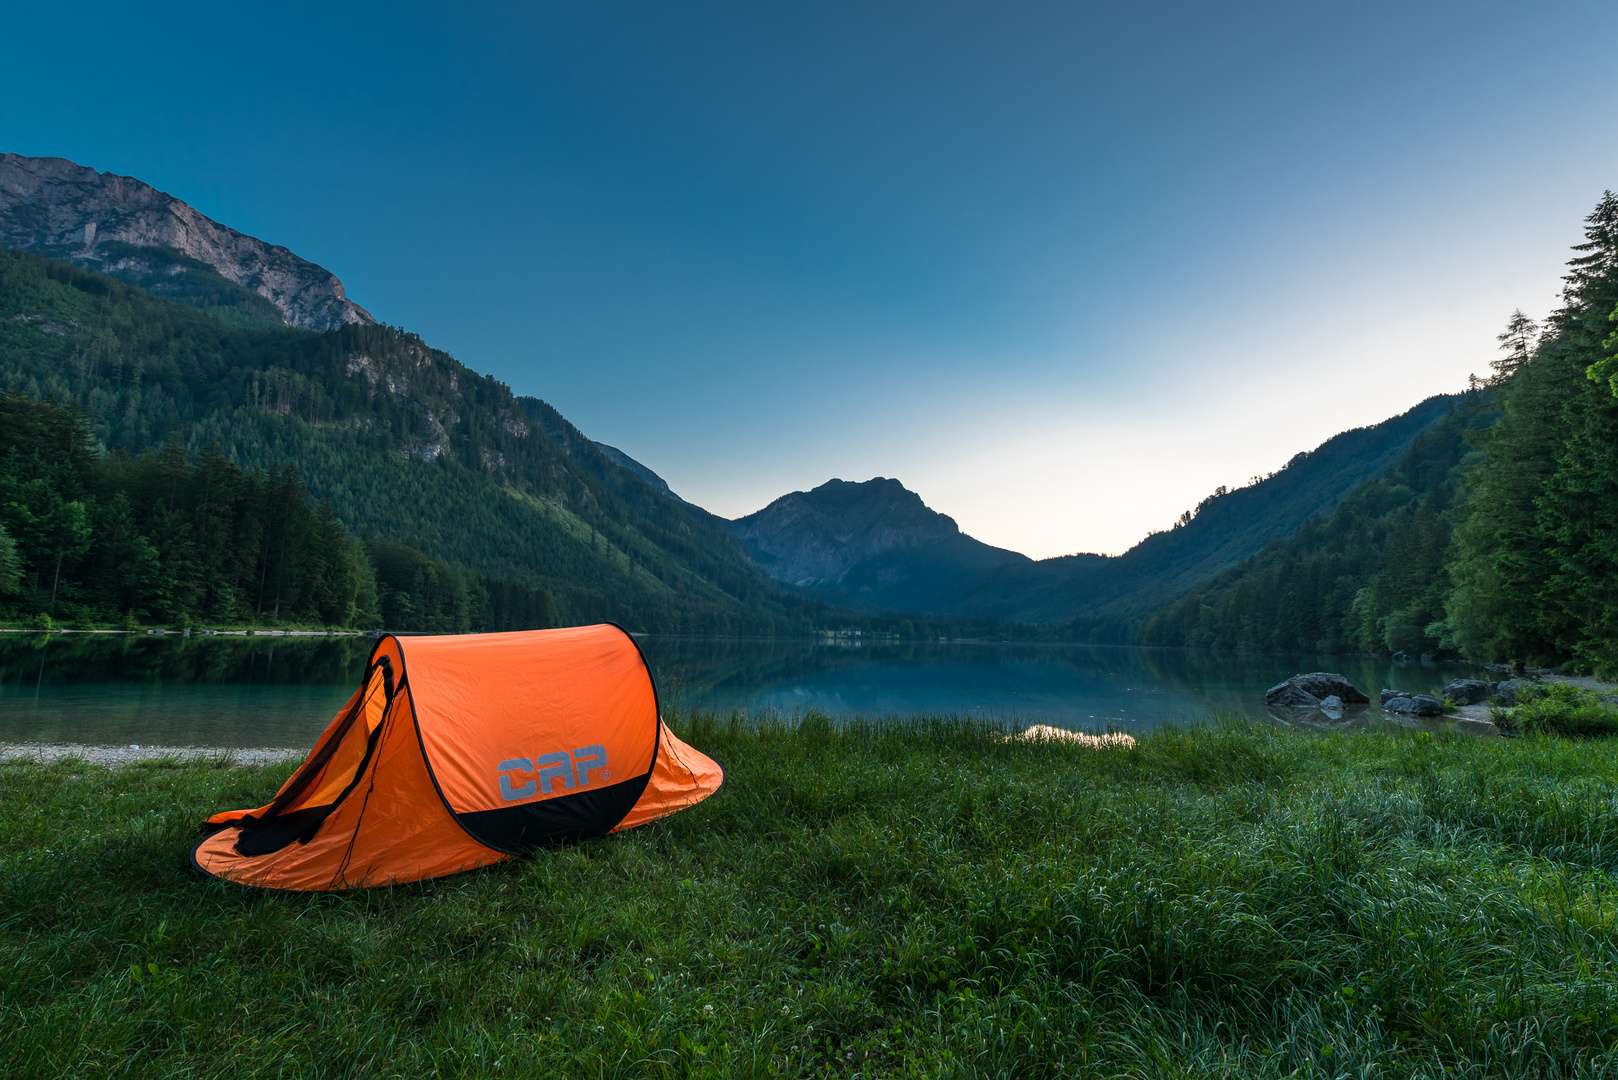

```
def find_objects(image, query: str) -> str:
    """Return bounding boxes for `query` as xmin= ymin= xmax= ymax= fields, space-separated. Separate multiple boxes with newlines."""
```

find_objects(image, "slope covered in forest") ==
xmin=0 ymin=249 xmax=816 ymax=634
xmin=1435 ymin=194 xmax=1618 ymax=675
xmin=1138 ymin=191 xmax=1618 ymax=675
xmin=0 ymin=392 xmax=558 ymax=631
xmin=953 ymin=394 xmax=1463 ymax=628
xmin=721 ymin=396 xmax=1461 ymax=631
xmin=1138 ymin=400 xmax=1490 ymax=652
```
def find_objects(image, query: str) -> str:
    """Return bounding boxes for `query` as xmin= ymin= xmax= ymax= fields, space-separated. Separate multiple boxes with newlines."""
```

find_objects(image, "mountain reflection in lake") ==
xmin=0 ymin=633 xmax=1484 ymax=749
xmin=641 ymin=637 xmax=1481 ymax=729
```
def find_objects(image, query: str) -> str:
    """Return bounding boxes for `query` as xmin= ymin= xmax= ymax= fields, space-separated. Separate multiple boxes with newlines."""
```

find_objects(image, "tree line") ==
xmin=1142 ymin=191 xmax=1618 ymax=677
xmin=0 ymin=247 xmax=831 ymax=635
xmin=0 ymin=393 xmax=555 ymax=632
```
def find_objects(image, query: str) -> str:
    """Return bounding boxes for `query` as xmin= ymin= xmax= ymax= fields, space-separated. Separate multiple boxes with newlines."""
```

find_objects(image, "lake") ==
xmin=0 ymin=632 xmax=1488 ymax=749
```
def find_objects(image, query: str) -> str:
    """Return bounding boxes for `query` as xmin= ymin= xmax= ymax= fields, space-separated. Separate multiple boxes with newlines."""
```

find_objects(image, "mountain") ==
xmin=730 ymin=395 xmax=1464 ymax=629
xmin=956 ymin=394 xmax=1467 ymax=626
xmin=1138 ymin=399 xmax=1490 ymax=652
xmin=0 ymin=153 xmax=375 ymax=331
xmin=592 ymin=442 xmax=687 ymax=504
xmin=0 ymin=247 xmax=816 ymax=634
xmin=1141 ymin=191 xmax=1618 ymax=675
xmin=0 ymin=152 xmax=1480 ymax=641
xmin=726 ymin=478 xmax=1029 ymax=612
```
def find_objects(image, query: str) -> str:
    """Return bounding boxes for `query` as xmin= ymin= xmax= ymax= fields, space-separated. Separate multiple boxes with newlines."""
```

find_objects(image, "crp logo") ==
xmin=496 ymin=745 xmax=609 ymax=802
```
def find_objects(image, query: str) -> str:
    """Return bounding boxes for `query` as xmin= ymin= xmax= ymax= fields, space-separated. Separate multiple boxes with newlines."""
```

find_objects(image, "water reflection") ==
xmin=0 ymin=634 xmax=370 ymax=747
xmin=638 ymin=637 xmax=1479 ymax=732
xmin=0 ymin=632 xmax=1486 ymax=748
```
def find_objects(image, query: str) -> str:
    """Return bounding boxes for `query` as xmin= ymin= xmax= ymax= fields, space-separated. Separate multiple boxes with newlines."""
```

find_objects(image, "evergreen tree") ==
xmin=1561 ymin=191 xmax=1618 ymax=302
xmin=0 ymin=393 xmax=554 ymax=632
xmin=1139 ymin=407 xmax=1480 ymax=653
xmin=1492 ymin=309 xmax=1539 ymax=384
xmin=0 ymin=522 xmax=21 ymax=595
xmin=1442 ymin=192 xmax=1618 ymax=670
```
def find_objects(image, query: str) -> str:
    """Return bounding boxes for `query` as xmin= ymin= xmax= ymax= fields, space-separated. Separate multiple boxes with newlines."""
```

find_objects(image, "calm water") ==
xmin=0 ymin=632 xmax=1486 ymax=748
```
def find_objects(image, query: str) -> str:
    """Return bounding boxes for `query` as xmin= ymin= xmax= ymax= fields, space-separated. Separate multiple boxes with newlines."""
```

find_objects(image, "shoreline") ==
xmin=0 ymin=743 xmax=303 ymax=768
xmin=0 ymin=628 xmax=372 ymax=637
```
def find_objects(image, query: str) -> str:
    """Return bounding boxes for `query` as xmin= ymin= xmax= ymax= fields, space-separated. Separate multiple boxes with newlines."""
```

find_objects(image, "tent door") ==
xmin=233 ymin=657 xmax=396 ymax=856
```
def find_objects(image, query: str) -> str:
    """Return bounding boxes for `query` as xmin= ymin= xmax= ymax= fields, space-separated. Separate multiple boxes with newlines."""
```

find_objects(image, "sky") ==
xmin=5 ymin=1 xmax=1617 ymax=557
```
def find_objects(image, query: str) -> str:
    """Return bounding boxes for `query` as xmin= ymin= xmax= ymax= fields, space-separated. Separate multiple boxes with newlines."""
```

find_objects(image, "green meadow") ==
xmin=4 ymin=716 xmax=1618 ymax=1078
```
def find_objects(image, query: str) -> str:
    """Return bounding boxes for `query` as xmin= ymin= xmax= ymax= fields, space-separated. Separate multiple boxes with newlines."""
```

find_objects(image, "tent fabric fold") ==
xmin=191 ymin=624 xmax=723 ymax=891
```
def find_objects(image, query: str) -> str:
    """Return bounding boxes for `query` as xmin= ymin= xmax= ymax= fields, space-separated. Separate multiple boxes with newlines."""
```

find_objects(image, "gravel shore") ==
xmin=0 ymin=744 xmax=302 ymax=768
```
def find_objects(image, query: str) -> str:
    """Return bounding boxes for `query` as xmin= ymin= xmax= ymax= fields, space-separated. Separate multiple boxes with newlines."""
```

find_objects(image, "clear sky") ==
xmin=5 ymin=2 xmax=1617 ymax=557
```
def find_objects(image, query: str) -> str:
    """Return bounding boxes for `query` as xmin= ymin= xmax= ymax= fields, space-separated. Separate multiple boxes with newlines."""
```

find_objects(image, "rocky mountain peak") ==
xmin=728 ymin=477 xmax=963 ymax=588
xmin=0 ymin=153 xmax=376 ymax=331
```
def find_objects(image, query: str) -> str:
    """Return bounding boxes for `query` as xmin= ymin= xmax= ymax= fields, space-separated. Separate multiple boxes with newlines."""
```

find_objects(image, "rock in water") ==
xmin=1383 ymin=694 xmax=1444 ymax=717
xmin=1265 ymin=673 xmax=1369 ymax=706
xmin=1443 ymin=679 xmax=1494 ymax=706
xmin=1267 ymin=682 xmax=1322 ymax=707
xmin=1319 ymin=695 xmax=1345 ymax=710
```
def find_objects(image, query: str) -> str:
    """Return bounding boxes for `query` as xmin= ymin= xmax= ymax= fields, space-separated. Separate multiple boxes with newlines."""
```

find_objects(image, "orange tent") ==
xmin=192 ymin=624 xmax=723 ymax=891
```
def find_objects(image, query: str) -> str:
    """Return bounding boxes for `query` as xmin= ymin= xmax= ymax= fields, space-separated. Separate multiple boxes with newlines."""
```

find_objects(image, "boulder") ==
xmin=1264 ymin=672 xmax=1370 ymax=706
xmin=1379 ymin=688 xmax=1400 ymax=705
xmin=1494 ymin=679 xmax=1537 ymax=705
xmin=1443 ymin=679 xmax=1494 ymax=706
xmin=1383 ymin=693 xmax=1444 ymax=717
xmin=1392 ymin=651 xmax=1416 ymax=663
xmin=1319 ymin=695 xmax=1345 ymax=710
xmin=1267 ymin=683 xmax=1322 ymax=707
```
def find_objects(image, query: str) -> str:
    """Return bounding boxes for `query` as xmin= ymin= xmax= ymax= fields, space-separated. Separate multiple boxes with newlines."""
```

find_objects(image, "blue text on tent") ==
xmin=496 ymin=746 xmax=609 ymax=801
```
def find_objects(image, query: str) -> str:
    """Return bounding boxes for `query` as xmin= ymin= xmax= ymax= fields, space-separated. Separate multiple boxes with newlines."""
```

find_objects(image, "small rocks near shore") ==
xmin=1264 ymin=671 xmax=1496 ymax=728
xmin=1261 ymin=664 xmax=1591 ymax=734
xmin=1493 ymin=679 xmax=1536 ymax=705
xmin=1265 ymin=673 xmax=1371 ymax=708
xmin=1381 ymin=692 xmax=1445 ymax=717
xmin=1443 ymin=679 xmax=1494 ymax=706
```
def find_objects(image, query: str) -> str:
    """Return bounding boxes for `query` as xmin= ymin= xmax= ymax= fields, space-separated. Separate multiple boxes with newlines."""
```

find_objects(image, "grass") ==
xmin=1507 ymin=684 xmax=1618 ymax=738
xmin=4 ymin=714 xmax=1618 ymax=1078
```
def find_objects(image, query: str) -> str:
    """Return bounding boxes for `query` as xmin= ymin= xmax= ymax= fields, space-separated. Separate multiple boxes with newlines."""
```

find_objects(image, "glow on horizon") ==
xmin=3 ymin=2 xmax=1616 ymax=561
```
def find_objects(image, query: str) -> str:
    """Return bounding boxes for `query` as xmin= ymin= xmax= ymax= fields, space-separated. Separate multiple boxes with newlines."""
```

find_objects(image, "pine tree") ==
xmin=1444 ymin=191 xmax=1618 ymax=668
xmin=1562 ymin=191 xmax=1618 ymax=303
xmin=1492 ymin=309 xmax=1539 ymax=384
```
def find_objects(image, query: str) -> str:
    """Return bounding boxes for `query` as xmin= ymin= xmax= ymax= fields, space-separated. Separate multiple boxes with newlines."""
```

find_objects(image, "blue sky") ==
xmin=5 ymin=1 xmax=1617 ymax=556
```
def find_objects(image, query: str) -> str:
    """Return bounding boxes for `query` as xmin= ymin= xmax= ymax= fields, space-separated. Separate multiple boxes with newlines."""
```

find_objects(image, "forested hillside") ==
xmin=1139 ymin=401 xmax=1488 ymax=652
xmin=943 ymin=394 xmax=1461 ymax=627
xmin=0 ymin=249 xmax=820 ymax=634
xmin=711 ymin=399 xmax=1459 ymax=631
xmin=1439 ymin=193 xmax=1618 ymax=675
xmin=1141 ymin=191 xmax=1618 ymax=676
xmin=0 ymin=394 xmax=555 ymax=631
